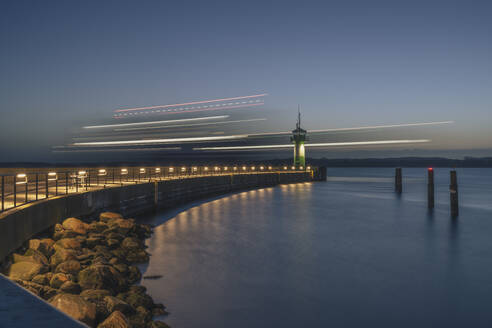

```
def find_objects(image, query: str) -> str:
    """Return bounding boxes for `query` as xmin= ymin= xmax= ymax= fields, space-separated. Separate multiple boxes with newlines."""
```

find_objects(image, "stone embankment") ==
xmin=3 ymin=212 xmax=169 ymax=328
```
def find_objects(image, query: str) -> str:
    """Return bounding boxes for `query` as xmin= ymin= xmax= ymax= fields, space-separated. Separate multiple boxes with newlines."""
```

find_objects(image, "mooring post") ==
xmin=450 ymin=170 xmax=459 ymax=217
xmin=428 ymin=168 xmax=434 ymax=209
xmin=395 ymin=168 xmax=402 ymax=193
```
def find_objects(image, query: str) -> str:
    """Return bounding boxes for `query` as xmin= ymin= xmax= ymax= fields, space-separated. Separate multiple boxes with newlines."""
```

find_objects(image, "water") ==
xmin=139 ymin=168 xmax=492 ymax=328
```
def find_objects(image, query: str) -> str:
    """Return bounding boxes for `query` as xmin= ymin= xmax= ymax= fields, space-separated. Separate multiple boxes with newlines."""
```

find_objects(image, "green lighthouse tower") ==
xmin=290 ymin=108 xmax=307 ymax=168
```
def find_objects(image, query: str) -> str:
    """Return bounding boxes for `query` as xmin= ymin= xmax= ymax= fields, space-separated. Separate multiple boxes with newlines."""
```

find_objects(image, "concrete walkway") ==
xmin=0 ymin=274 xmax=86 ymax=328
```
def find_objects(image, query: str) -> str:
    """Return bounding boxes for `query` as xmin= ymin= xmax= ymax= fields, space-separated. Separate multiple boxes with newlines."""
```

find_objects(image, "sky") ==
xmin=1 ymin=0 xmax=492 ymax=162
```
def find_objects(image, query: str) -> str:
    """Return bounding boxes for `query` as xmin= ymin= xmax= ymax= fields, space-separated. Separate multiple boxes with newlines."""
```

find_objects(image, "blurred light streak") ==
xmin=193 ymin=139 xmax=431 ymax=150
xmin=83 ymin=115 xmax=229 ymax=129
xmin=113 ymin=93 xmax=268 ymax=112
xmin=72 ymin=135 xmax=249 ymax=146
xmin=114 ymin=118 xmax=267 ymax=132
xmin=113 ymin=102 xmax=264 ymax=118
xmin=52 ymin=147 xmax=181 ymax=152
xmin=246 ymin=121 xmax=454 ymax=137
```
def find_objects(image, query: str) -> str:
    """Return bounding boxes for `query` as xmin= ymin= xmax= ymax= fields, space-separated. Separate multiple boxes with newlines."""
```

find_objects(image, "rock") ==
xmin=113 ymin=263 xmax=128 ymax=275
xmin=107 ymin=239 xmax=120 ymax=249
xmin=53 ymin=229 xmax=79 ymax=241
xmin=8 ymin=262 xmax=47 ymax=280
xmin=50 ymin=272 xmax=70 ymax=289
xmin=49 ymin=294 xmax=97 ymax=327
xmin=88 ymin=221 xmax=109 ymax=233
xmin=55 ymin=260 xmax=81 ymax=275
xmin=78 ymin=265 xmax=125 ymax=293
xmin=99 ymin=212 xmax=123 ymax=223
xmin=80 ymin=289 xmax=113 ymax=302
xmin=32 ymin=273 xmax=50 ymax=285
xmin=127 ymin=265 xmax=142 ymax=284
xmin=28 ymin=239 xmax=54 ymax=257
xmin=24 ymin=249 xmax=50 ymax=265
xmin=54 ymin=238 xmax=82 ymax=251
xmin=135 ymin=306 xmax=151 ymax=321
xmin=50 ymin=248 xmax=77 ymax=267
xmin=59 ymin=281 xmax=81 ymax=294
xmin=119 ymin=288 xmax=154 ymax=309
xmin=121 ymin=237 xmax=142 ymax=251
xmin=97 ymin=310 xmax=130 ymax=328
xmin=41 ymin=286 xmax=58 ymax=300
xmin=126 ymin=250 xmax=149 ymax=263
xmin=108 ymin=219 xmax=135 ymax=235
xmin=107 ymin=232 xmax=125 ymax=241
xmin=87 ymin=237 xmax=105 ymax=248
xmin=129 ymin=312 xmax=148 ymax=328
xmin=13 ymin=279 xmax=44 ymax=296
xmin=104 ymin=296 xmax=133 ymax=314
xmin=148 ymin=321 xmax=171 ymax=328
xmin=152 ymin=305 xmax=168 ymax=317
xmin=111 ymin=248 xmax=128 ymax=261
xmin=62 ymin=217 xmax=88 ymax=235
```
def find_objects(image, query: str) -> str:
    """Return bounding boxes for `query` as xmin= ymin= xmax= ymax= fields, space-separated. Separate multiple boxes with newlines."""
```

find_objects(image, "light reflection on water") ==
xmin=140 ymin=168 xmax=492 ymax=328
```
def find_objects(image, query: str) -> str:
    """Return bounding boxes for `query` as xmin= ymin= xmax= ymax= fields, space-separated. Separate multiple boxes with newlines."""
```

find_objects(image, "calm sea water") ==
xmin=139 ymin=168 xmax=492 ymax=328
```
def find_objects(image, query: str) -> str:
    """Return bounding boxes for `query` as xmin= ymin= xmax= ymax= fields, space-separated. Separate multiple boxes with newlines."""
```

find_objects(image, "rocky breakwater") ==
xmin=3 ymin=212 xmax=170 ymax=328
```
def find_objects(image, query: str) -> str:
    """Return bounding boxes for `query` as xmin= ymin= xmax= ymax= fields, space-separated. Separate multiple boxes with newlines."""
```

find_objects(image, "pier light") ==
xmin=98 ymin=169 xmax=107 ymax=176
xmin=214 ymin=166 xmax=219 ymax=171
xmin=204 ymin=166 xmax=209 ymax=171
xmin=155 ymin=168 xmax=161 ymax=173
xmin=192 ymin=167 xmax=198 ymax=172
xmin=139 ymin=168 xmax=146 ymax=174
xmin=260 ymin=166 xmax=264 ymax=170
xmin=242 ymin=166 xmax=247 ymax=171
xmin=47 ymin=172 xmax=58 ymax=181
xmin=121 ymin=168 xmax=128 ymax=175
xmin=428 ymin=167 xmax=433 ymax=171
xmin=251 ymin=166 xmax=256 ymax=170
xmin=16 ymin=173 xmax=28 ymax=185
xmin=224 ymin=166 xmax=228 ymax=171
xmin=78 ymin=171 xmax=87 ymax=177
xmin=291 ymin=166 xmax=295 ymax=170
xmin=233 ymin=167 xmax=238 ymax=171
xmin=268 ymin=166 xmax=272 ymax=170
xmin=169 ymin=167 xmax=174 ymax=173
xmin=284 ymin=166 xmax=288 ymax=170
xmin=181 ymin=167 xmax=186 ymax=172
xmin=307 ymin=166 xmax=311 ymax=171
xmin=300 ymin=166 xmax=303 ymax=170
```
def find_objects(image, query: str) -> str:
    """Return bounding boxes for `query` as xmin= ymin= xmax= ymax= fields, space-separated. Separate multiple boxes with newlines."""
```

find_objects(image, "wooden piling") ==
xmin=427 ymin=168 xmax=434 ymax=209
xmin=395 ymin=168 xmax=402 ymax=193
xmin=450 ymin=170 xmax=459 ymax=217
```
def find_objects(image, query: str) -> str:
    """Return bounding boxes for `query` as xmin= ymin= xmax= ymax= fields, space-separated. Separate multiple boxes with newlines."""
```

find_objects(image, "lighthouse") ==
xmin=290 ymin=108 xmax=307 ymax=168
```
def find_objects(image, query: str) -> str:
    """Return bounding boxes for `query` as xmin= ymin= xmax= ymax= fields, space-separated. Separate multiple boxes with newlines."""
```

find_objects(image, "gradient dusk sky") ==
xmin=1 ymin=0 xmax=491 ymax=161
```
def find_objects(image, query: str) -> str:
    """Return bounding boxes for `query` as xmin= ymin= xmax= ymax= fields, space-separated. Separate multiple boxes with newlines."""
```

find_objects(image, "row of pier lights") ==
xmin=394 ymin=167 xmax=459 ymax=217
xmin=1 ymin=165 xmax=312 ymax=213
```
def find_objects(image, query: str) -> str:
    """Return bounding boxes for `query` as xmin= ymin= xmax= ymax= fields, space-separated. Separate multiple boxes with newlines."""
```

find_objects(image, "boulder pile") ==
xmin=5 ymin=212 xmax=170 ymax=328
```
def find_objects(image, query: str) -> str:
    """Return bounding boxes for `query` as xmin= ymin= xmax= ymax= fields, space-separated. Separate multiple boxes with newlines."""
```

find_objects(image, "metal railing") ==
xmin=0 ymin=164 xmax=313 ymax=214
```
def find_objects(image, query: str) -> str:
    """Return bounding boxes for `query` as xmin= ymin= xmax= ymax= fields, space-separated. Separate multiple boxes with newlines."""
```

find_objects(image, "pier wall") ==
xmin=0 ymin=172 xmax=315 ymax=261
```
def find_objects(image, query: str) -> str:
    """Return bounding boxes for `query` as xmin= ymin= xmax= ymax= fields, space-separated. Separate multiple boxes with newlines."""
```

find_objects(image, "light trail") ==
xmin=246 ymin=121 xmax=454 ymax=137
xmin=114 ymin=93 xmax=268 ymax=113
xmin=114 ymin=118 xmax=267 ymax=132
xmin=113 ymin=102 xmax=264 ymax=118
xmin=193 ymin=139 xmax=431 ymax=151
xmin=53 ymin=147 xmax=182 ymax=152
xmin=83 ymin=115 xmax=229 ymax=129
xmin=72 ymin=134 xmax=249 ymax=146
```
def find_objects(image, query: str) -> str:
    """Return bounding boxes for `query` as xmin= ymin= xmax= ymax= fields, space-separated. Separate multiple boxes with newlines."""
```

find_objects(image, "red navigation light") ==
xmin=428 ymin=167 xmax=433 ymax=171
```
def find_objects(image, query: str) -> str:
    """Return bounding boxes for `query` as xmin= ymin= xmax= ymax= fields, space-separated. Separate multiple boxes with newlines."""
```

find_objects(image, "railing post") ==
xmin=395 ymin=168 xmax=402 ymax=193
xmin=14 ymin=178 xmax=17 ymax=207
xmin=45 ymin=173 xmax=49 ymax=198
xmin=76 ymin=174 xmax=79 ymax=193
xmin=66 ymin=172 xmax=69 ymax=194
xmin=450 ymin=170 xmax=459 ymax=217
xmin=55 ymin=177 xmax=58 ymax=196
xmin=1 ymin=176 xmax=3 ymax=212
xmin=112 ymin=168 xmax=115 ymax=184
xmin=25 ymin=178 xmax=28 ymax=203
xmin=35 ymin=173 xmax=39 ymax=200
xmin=427 ymin=168 xmax=434 ymax=209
